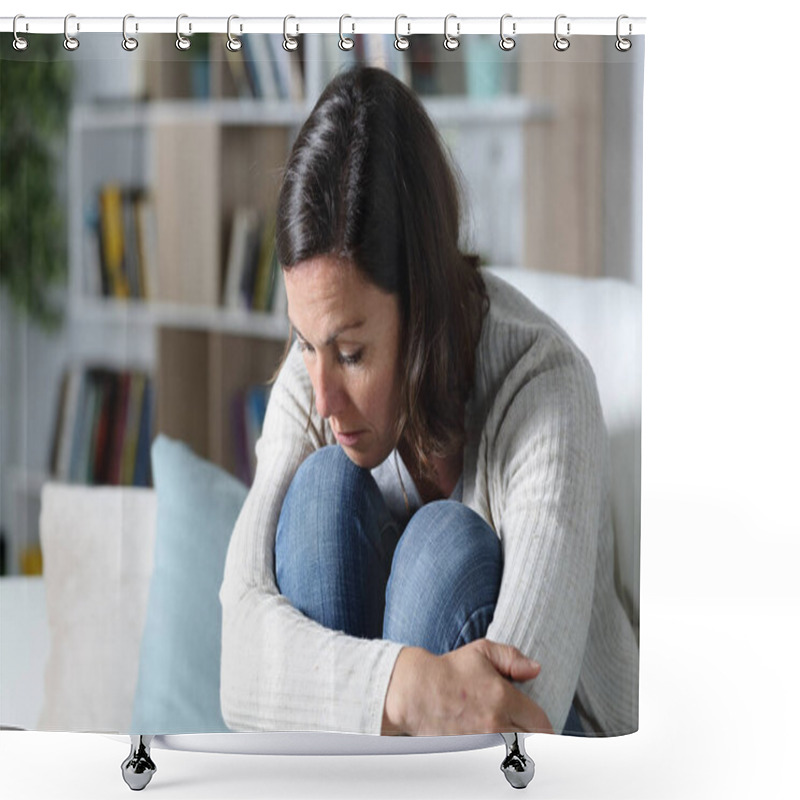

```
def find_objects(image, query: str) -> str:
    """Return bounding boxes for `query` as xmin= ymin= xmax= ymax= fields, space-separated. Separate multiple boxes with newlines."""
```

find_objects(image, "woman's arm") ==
xmin=484 ymin=340 xmax=607 ymax=734
xmin=381 ymin=641 xmax=553 ymax=735
xmin=218 ymin=345 xmax=405 ymax=734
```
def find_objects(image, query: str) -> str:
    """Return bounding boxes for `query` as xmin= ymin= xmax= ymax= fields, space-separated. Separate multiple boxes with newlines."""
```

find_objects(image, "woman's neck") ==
xmin=398 ymin=439 xmax=463 ymax=504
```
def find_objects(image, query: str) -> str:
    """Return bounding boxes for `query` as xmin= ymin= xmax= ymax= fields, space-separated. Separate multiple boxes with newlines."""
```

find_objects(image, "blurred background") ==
xmin=0 ymin=32 xmax=643 ymax=576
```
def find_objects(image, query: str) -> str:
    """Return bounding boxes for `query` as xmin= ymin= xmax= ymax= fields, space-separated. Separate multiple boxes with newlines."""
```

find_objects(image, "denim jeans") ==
xmin=275 ymin=445 xmax=583 ymax=733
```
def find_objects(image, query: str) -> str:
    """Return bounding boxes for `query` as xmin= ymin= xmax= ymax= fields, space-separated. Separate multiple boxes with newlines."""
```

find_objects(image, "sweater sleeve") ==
xmin=218 ymin=345 xmax=404 ymax=734
xmin=483 ymin=334 xmax=607 ymax=734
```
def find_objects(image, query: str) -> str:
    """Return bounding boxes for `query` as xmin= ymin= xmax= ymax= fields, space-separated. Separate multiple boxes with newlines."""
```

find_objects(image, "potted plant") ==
xmin=0 ymin=34 xmax=73 ymax=330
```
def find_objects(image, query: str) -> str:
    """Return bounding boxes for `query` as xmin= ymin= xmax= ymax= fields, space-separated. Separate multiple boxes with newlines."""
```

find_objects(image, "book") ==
xmin=133 ymin=192 xmax=159 ymax=301
xmin=107 ymin=371 xmax=131 ymax=484
xmin=50 ymin=367 xmax=154 ymax=487
xmin=91 ymin=370 xmax=116 ymax=484
xmin=81 ymin=373 xmax=103 ymax=483
xmin=223 ymin=207 xmax=260 ymax=309
xmin=230 ymin=389 xmax=250 ymax=484
xmin=245 ymin=34 xmax=280 ymax=100
xmin=121 ymin=191 xmax=141 ymax=298
xmin=238 ymin=215 xmax=265 ymax=309
xmin=68 ymin=371 xmax=89 ymax=482
xmin=224 ymin=46 xmax=256 ymax=98
xmin=251 ymin=217 xmax=277 ymax=312
xmin=133 ymin=377 xmax=154 ymax=487
xmin=98 ymin=185 xmax=130 ymax=298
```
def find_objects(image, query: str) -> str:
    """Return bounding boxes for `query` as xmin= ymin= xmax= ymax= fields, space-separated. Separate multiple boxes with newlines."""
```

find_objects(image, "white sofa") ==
xmin=0 ymin=267 xmax=640 ymax=784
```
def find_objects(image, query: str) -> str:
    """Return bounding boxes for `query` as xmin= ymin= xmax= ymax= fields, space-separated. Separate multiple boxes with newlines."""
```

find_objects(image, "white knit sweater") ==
xmin=219 ymin=270 xmax=639 ymax=736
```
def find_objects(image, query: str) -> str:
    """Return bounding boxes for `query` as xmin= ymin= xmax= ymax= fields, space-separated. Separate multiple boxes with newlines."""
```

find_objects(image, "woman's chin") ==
xmin=339 ymin=441 xmax=390 ymax=471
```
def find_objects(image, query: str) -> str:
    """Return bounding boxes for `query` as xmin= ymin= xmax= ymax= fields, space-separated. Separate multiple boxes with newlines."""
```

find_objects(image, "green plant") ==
xmin=0 ymin=34 xmax=73 ymax=330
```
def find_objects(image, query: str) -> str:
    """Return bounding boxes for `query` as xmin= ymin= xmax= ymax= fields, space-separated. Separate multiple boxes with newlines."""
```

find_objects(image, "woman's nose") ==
xmin=313 ymin=360 xmax=343 ymax=420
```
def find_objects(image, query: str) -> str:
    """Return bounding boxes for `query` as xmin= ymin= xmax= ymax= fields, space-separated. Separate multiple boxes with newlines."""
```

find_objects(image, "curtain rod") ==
xmin=0 ymin=15 xmax=646 ymax=37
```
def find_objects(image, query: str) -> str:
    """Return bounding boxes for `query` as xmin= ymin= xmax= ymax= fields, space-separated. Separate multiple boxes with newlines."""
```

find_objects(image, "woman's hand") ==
xmin=382 ymin=639 xmax=553 ymax=736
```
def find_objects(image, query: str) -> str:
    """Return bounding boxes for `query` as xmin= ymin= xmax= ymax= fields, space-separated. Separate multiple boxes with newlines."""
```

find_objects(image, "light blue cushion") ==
xmin=130 ymin=435 xmax=247 ymax=734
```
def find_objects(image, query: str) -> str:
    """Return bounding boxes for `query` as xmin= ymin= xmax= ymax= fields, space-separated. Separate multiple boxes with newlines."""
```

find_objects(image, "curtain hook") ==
xmin=63 ymin=13 xmax=80 ymax=51
xmin=443 ymin=14 xmax=460 ymax=51
xmin=394 ymin=14 xmax=410 ymax=51
xmin=339 ymin=15 xmax=355 ymax=51
xmin=12 ymin=15 xmax=28 ymax=51
xmin=615 ymin=14 xmax=632 ymax=52
xmin=499 ymin=14 xmax=516 ymax=51
xmin=553 ymin=14 xmax=570 ymax=52
xmin=122 ymin=15 xmax=139 ymax=51
xmin=227 ymin=15 xmax=242 ymax=52
xmin=283 ymin=15 xmax=299 ymax=51
xmin=175 ymin=14 xmax=191 ymax=51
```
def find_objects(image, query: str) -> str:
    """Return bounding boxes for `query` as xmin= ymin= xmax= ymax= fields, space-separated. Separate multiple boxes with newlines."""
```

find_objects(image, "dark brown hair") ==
xmin=276 ymin=66 xmax=487 ymax=477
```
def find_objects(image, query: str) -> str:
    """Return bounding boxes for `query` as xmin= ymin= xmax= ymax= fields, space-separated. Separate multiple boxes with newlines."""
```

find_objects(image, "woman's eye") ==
xmin=298 ymin=340 xmax=314 ymax=355
xmin=338 ymin=350 xmax=363 ymax=366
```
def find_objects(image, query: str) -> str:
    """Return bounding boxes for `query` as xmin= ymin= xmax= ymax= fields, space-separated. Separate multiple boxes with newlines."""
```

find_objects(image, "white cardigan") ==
xmin=219 ymin=271 xmax=639 ymax=736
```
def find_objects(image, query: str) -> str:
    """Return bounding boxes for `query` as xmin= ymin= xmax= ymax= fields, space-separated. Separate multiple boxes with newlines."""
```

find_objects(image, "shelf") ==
xmin=70 ymin=95 xmax=550 ymax=132
xmin=423 ymin=96 xmax=552 ymax=125
xmin=70 ymin=297 xmax=291 ymax=340
xmin=71 ymin=99 xmax=315 ymax=131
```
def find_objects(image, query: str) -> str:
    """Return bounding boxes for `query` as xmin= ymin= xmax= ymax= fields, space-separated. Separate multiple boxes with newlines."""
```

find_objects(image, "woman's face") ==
xmin=284 ymin=255 xmax=403 ymax=470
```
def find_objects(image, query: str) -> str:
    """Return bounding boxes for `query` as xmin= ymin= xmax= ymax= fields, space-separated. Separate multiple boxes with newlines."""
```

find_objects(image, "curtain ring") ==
xmin=63 ymin=13 xmax=80 ymax=51
xmin=394 ymin=15 xmax=410 ymax=51
xmin=12 ymin=15 xmax=28 ymax=51
xmin=339 ymin=15 xmax=355 ymax=51
xmin=553 ymin=14 xmax=570 ymax=52
xmin=499 ymin=14 xmax=516 ymax=51
xmin=615 ymin=15 xmax=632 ymax=52
xmin=283 ymin=15 xmax=298 ymax=51
xmin=443 ymin=14 xmax=460 ymax=51
xmin=176 ymin=14 xmax=191 ymax=51
xmin=227 ymin=15 xmax=242 ymax=52
xmin=122 ymin=15 xmax=139 ymax=51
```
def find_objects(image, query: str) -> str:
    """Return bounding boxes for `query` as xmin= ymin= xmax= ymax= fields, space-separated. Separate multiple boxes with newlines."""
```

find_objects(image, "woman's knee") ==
xmin=383 ymin=501 xmax=503 ymax=651
xmin=279 ymin=446 xmax=374 ymax=534
xmin=393 ymin=501 xmax=502 ymax=581
xmin=277 ymin=447 xmax=369 ymax=576
xmin=276 ymin=445 xmax=394 ymax=591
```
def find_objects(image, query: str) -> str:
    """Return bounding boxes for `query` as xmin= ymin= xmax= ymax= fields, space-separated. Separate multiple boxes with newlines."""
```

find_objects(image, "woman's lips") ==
xmin=335 ymin=429 xmax=364 ymax=447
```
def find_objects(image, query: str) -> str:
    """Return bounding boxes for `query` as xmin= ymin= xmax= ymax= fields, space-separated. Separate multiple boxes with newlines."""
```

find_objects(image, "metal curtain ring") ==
xmin=553 ymin=14 xmax=570 ymax=52
xmin=176 ymin=14 xmax=191 ymax=51
xmin=12 ymin=15 xmax=28 ymax=51
xmin=122 ymin=15 xmax=138 ymax=51
xmin=227 ymin=15 xmax=242 ymax=52
xmin=283 ymin=15 xmax=298 ymax=51
xmin=615 ymin=14 xmax=632 ymax=52
xmin=394 ymin=15 xmax=410 ymax=51
xmin=499 ymin=14 xmax=516 ymax=51
xmin=63 ymin=13 xmax=80 ymax=51
xmin=443 ymin=14 xmax=460 ymax=51
xmin=339 ymin=15 xmax=355 ymax=51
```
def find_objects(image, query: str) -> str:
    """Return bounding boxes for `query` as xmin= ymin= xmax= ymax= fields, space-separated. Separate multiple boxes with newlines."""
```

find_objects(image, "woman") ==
xmin=219 ymin=66 xmax=638 ymax=737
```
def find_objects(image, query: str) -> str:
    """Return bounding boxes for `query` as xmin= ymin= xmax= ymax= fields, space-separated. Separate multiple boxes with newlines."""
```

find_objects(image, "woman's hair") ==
xmin=276 ymin=65 xmax=488 ymax=477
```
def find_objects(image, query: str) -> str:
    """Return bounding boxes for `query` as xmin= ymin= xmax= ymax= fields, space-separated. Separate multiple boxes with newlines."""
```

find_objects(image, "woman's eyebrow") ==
xmin=290 ymin=319 xmax=366 ymax=346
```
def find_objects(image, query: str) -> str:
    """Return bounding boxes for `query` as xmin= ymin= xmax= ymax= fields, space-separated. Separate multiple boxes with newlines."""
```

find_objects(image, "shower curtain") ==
xmin=0 ymin=25 xmax=643 ymax=740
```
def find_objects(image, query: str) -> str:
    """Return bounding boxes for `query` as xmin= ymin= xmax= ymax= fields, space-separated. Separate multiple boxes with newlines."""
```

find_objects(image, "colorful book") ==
xmin=98 ymin=185 xmax=130 ymax=299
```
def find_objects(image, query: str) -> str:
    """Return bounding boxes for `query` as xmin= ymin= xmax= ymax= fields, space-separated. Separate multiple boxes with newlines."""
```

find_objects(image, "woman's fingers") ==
xmin=383 ymin=639 xmax=554 ymax=735
xmin=475 ymin=639 xmax=541 ymax=682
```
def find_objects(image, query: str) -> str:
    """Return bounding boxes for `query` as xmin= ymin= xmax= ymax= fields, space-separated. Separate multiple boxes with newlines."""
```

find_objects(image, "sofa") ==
xmin=0 ymin=266 xmax=640 ymax=782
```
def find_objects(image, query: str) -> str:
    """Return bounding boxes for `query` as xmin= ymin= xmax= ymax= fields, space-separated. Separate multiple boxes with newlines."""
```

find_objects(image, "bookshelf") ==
xmin=6 ymin=32 xmax=616 ymax=574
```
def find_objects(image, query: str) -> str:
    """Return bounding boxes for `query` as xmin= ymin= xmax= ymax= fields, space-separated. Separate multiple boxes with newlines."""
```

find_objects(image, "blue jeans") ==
xmin=275 ymin=446 xmax=502 ymax=652
xmin=275 ymin=446 xmax=583 ymax=733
